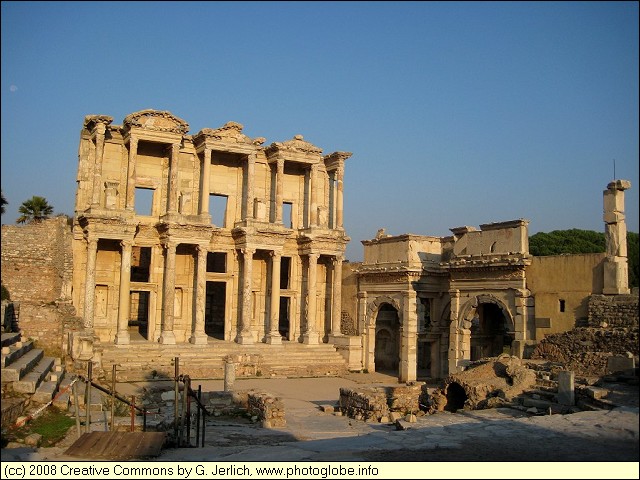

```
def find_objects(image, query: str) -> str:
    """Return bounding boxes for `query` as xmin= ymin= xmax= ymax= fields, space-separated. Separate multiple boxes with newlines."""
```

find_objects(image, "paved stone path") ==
xmin=2 ymin=374 xmax=638 ymax=468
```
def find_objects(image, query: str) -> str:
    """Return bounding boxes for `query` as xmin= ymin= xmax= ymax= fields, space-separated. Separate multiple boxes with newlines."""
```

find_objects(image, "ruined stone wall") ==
xmin=587 ymin=294 xmax=638 ymax=328
xmin=338 ymin=384 xmax=423 ymax=422
xmin=532 ymin=327 xmax=638 ymax=376
xmin=1 ymin=216 xmax=73 ymax=303
xmin=246 ymin=391 xmax=286 ymax=428
xmin=15 ymin=302 xmax=67 ymax=356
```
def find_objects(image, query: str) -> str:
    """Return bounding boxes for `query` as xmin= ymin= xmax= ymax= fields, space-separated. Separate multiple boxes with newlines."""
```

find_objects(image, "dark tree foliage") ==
xmin=530 ymin=229 xmax=639 ymax=288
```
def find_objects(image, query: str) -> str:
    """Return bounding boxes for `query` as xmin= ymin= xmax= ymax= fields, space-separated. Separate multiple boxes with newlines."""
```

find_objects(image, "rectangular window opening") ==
xmin=135 ymin=187 xmax=154 ymax=216
xmin=131 ymin=246 xmax=151 ymax=282
xmin=280 ymin=256 xmax=291 ymax=290
xmin=207 ymin=252 xmax=226 ymax=273
xmin=283 ymin=202 xmax=293 ymax=228
xmin=559 ymin=299 xmax=566 ymax=313
xmin=209 ymin=194 xmax=228 ymax=227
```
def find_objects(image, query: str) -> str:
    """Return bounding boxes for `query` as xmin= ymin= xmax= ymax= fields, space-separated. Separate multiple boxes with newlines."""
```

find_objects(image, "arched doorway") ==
xmin=374 ymin=303 xmax=400 ymax=373
xmin=470 ymin=302 xmax=513 ymax=360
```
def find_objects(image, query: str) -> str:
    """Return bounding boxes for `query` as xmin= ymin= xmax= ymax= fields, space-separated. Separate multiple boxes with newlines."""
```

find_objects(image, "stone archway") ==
xmin=374 ymin=303 xmax=400 ymax=374
xmin=460 ymin=295 xmax=515 ymax=361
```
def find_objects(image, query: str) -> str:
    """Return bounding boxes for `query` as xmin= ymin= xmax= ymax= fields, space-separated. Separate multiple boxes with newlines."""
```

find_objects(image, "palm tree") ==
xmin=1 ymin=190 xmax=7 ymax=215
xmin=16 ymin=196 xmax=54 ymax=224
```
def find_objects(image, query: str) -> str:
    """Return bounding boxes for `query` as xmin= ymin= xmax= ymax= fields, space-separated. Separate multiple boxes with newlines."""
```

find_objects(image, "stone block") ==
xmin=24 ymin=433 xmax=42 ymax=447
xmin=522 ymin=397 xmax=554 ymax=409
xmin=395 ymin=419 xmax=413 ymax=431
xmin=586 ymin=387 xmax=608 ymax=400
xmin=404 ymin=413 xmax=417 ymax=423
xmin=320 ymin=405 xmax=334 ymax=413
xmin=557 ymin=370 xmax=575 ymax=406
xmin=607 ymin=355 xmax=635 ymax=374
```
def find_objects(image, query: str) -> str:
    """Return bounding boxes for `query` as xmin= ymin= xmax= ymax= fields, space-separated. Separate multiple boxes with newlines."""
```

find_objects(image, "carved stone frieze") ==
xmin=156 ymin=221 xmax=213 ymax=244
xmin=449 ymin=268 xmax=525 ymax=281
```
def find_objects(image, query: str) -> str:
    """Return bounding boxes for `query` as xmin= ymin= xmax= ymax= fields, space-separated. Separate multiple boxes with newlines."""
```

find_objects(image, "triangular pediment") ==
xmin=123 ymin=110 xmax=189 ymax=134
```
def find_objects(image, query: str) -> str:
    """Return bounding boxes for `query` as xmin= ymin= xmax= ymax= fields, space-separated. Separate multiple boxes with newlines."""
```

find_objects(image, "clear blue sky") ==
xmin=2 ymin=1 xmax=638 ymax=262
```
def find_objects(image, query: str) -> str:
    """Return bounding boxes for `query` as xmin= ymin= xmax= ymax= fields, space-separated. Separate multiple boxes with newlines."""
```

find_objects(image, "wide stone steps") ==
xmin=52 ymin=375 xmax=75 ymax=410
xmin=98 ymin=341 xmax=348 ymax=380
xmin=32 ymin=362 xmax=66 ymax=403
xmin=1 ymin=339 xmax=34 ymax=368
xmin=13 ymin=356 xmax=55 ymax=394
xmin=1 ymin=331 xmax=69 ymax=427
xmin=1 ymin=332 xmax=22 ymax=348
xmin=1 ymin=347 xmax=44 ymax=383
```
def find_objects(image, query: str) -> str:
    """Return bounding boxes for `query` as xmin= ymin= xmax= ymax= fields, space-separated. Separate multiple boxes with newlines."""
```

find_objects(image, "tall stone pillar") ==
xmin=266 ymin=252 xmax=282 ymax=344
xmin=336 ymin=166 xmax=344 ymax=229
xmin=237 ymin=248 xmax=255 ymax=344
xmin=125 ymin=137 xmax=138 ymax=211
xmin=167 ymin=142 xmax=181 ymax=215
xmin=91 ymin=123 xmax=107 ymax=207
xmin=83 ymin=238 xmax=98 ymax=329
xmin=310 ymin=165 xmax=318 ymax=226
xmin=275 ymin=159 xmax=284 ymax=223
xmin=245 ymin=154 xmax=255 ymax=220
xmin=159 ymin=242 xmax=177 ymax=345
xmin=329 ymin=256 xmax=343 ymax=338
xmin=303 ymin=253 xmax=320 ymax=344
xmin=448 ymin=289 xmax=461 ymax=374
xmin=115 ymin=240 xmax=132 ymax=345
xmin=200 ymin=148 xmax=212 ymax=217
xmin=190 ymin=245 xmax=208 ymax=345
xmin=603 ymin=179 xmax=631 ymax=294
xmin=400 ymin=290 xmax=418 ymax=382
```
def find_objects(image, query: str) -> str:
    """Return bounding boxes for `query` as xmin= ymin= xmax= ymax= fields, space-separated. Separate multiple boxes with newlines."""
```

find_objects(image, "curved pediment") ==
xmin=123 ymin=109 xmax=189 ymax=134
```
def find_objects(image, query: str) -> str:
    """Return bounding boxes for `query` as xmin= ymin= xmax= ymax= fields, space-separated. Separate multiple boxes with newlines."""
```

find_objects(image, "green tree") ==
xmin=1 ymin=190 xmax=7 ymax=215
xmin=530 ymin=229 xmax=639 ymax=288
xmin=16 ymin=196 xmax=54 ymax=224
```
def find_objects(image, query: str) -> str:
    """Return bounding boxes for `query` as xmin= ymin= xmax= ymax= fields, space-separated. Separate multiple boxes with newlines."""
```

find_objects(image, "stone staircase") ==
xmin=1 ymin=332 xmax=71 ymax=425
xmin=97 ymin=339 xmax=349 ymax=382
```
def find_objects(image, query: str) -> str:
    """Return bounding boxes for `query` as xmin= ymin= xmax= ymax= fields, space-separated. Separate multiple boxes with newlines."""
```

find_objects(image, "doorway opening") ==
xmin=205 ymin=281 xmax=226 ymax=339
xmin=470 ymin=302 xmax=513 ymax=360
xmin=374 ymin=303 xmax=400 ymax=374
xmin=129 ymin=291 xmax=149 ymax=340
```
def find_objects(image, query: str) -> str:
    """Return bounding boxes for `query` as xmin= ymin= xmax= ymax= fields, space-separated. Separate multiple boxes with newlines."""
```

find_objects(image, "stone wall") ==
xmin=14 ymin=302 xmax=82 ymax=357
xmin=531 ymin=293 xmax=639 ymax=375
xmin=532 ymin=327 xmax=638 ymax=375
xmin=339 ymin=387 xmax=389 ymax=422
xmin=247 ymin=391 xmax=286 ymax=428
xmin=588 ymin=294 xmax=639 ymax=328
xmin=1 ymin=216 xmax=73 ymax=303
xmin=339 ymin=384 xmax=423 ymax=422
